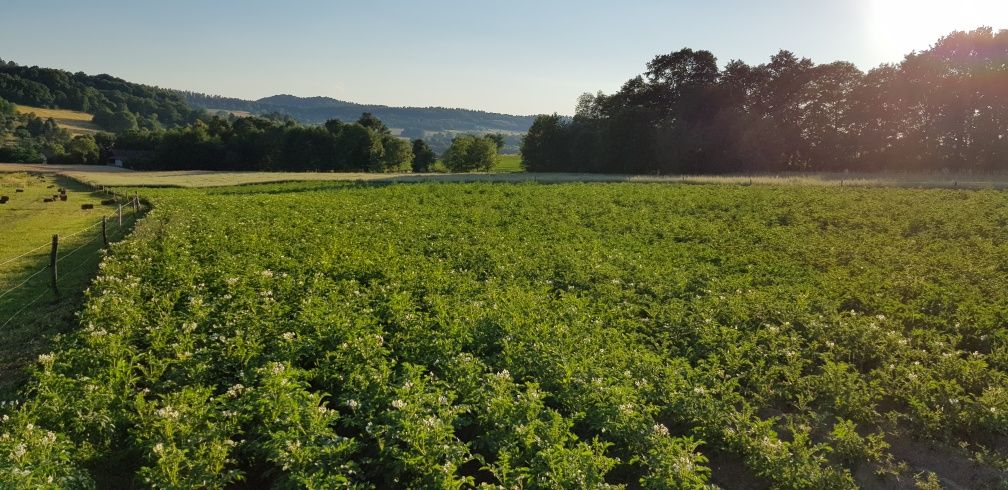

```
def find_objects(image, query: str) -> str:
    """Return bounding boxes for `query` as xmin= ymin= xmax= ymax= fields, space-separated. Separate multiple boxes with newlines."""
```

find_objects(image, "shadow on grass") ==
xmin=0 ymin=175 xmax=143 ymax=400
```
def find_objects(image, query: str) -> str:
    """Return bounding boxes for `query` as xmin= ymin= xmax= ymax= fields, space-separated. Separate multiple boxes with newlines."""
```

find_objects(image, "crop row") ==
xmin=2 ymin=182 xmax=1006 ymax=488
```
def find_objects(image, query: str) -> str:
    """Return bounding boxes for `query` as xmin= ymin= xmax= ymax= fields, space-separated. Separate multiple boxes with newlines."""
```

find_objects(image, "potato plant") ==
xmin=2 ymin=182 xmax=1007 ymax=488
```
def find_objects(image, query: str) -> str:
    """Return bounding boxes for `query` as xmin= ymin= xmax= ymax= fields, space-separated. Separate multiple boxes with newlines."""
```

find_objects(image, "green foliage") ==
xmin=379 ymin=135 xmax=413 ymax=173
xmin=0 ymin=60 xmax=199 ymax=129
xmin=109 ymin=113 xmax=405 ymax=172
xmin=521 ymin=114 xmax=568 ymax=172
xmin=442 ymin=134 xmax=499 ymax=172
xmin=826 ymin=419 xmax=889 ymax=468
xmin=3 ymin=183 xmax=1008 ymax=486
xmin=92 ymin=108 xmax=139 ymax=133
xmin=357 ymin=112 xmax=389 ymax=135
xmin=63 ymin=135 xmax=100 ymax=164
xmin=0 ymin=96 xmax=16 ymax=117
xmin=524 ymin=28 xmax=1008 ymax=174
xmin=411 ymin=139 xmax=436 ymax=173
xmin=0 ymin=412 xmax=94 ymax=489
xmin=245 ymin=363 xmax=359 ymax=488
xmin=0 ymin=143 xmax=44 ymax=163
xmin=133 ymin=386 xmax=242 ymax=488
xmin=180 ymin=92 xmax=537 ymax=149
xmin=337 ymin=123 xmax=385 ymax=171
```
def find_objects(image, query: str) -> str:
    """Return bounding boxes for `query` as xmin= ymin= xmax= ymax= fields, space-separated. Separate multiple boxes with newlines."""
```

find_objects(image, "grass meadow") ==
xmin=6 ymin=162 xmax=1008 ymax=190
xmin=14 ymin=105 xmax=101 ymax=136
xmin=0 ymin=172 xmax=139 ymax=398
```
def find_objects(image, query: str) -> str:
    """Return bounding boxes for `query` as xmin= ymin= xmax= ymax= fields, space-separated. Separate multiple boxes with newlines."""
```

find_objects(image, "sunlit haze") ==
xmin=869 ymin=0 xmax=1008 ymax=60
xmin=2 ymin=0 xmax=1006 ymax=115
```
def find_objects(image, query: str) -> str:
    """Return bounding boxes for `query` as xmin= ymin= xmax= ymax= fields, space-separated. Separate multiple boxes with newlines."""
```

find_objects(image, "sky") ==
xmin=2 ymin=0 xmax=1006 ymax=115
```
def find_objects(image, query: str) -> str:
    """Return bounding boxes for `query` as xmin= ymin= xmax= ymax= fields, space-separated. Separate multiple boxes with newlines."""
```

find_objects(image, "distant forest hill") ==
xmin=178 ymin=92 xmax=537 ymax=138
xmin=0 ymin=58 xmax=535 ymax=149
xmin=0 ymin=59 xmax=201 ymax=132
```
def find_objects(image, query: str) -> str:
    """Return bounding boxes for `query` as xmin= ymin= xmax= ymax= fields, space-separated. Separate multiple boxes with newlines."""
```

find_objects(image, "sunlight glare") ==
xmin=869 ymin=0 xmax=1008 ymax=61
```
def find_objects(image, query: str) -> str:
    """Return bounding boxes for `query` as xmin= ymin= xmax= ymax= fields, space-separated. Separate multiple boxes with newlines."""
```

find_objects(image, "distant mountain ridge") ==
xmin=178 ymin=92 xmax=537 ymax=137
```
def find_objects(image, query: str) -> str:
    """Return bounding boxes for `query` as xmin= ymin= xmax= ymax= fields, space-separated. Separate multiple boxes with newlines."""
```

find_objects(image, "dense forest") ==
xmin=181 ymin=92 xmax=530 ymax=153
xmin=522 ymin=28 xmax=1008 ymax=174
xmin=0 ymin=59 xmax=200 ymax=132
xmin=181 ymin=92 xmax=536 ymax=133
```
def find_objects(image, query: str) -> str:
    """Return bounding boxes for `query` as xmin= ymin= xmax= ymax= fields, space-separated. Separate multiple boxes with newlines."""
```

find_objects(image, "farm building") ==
xmin=104 ymin=150 xmax=153 ymax=168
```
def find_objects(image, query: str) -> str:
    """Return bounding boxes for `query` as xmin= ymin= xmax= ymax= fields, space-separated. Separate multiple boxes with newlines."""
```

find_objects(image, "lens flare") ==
xmin=869 ymin=0 xmax=1008 ymax=61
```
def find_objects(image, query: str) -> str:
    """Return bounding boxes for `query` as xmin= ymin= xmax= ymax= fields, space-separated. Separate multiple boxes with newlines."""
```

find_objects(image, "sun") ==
xmin=869 ymin=0 xmax=1008 ymax=60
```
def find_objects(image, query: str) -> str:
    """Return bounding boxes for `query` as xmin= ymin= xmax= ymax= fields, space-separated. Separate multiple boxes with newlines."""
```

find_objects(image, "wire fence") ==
xmin=0 ymin=194 xmax=146 ymax=329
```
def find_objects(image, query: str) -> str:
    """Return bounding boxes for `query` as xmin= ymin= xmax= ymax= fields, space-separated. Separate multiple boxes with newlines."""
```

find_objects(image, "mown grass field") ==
xmin=1 ymin=180 xmax=1005 ymax=488
xmin=495 ymin=154 xmax=523 ymax=172
xmin=14 ymin=105 xmax=101 ymax=136
xmin=5 ymin=162 xmax=1008 ymax=191
xmin=0 ymin=172 xmax=139 ymax=399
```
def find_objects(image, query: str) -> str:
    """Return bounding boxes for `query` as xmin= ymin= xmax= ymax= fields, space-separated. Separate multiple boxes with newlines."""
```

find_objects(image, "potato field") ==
xmin=2 ymin=182 xmax=1007 ymax=488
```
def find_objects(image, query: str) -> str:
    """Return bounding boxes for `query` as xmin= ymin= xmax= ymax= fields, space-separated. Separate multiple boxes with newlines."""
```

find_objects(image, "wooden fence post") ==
xmin=50 ymin=234 xmax=59 ymax=297
xmin=102 ymin=216 xmax=108 ymax=247
xmin=118 ymin=205 xmax=122 ymax=227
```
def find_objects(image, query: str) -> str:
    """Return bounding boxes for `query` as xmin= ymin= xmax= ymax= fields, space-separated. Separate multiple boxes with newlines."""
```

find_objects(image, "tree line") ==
xmin=522 ymin=28 xmax=1008 ymax=174
xmin=0 ymin=93 xmax=502 ymax=172
xmin=103 ymin=112 xmax=501 ymax=172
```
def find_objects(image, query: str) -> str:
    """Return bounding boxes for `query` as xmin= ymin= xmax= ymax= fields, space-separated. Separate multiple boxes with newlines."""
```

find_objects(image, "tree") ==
xmin=64 ymin=134 xmax=100 ymax=164
xmin=93 ymin=108 xmax=139 ymax=133
xmin=324 ymin=119 xmax=344 ymax=135
xmin=94 ymin=132 xmax=116 ymax=152
xmin=337 ymin=124 xmax=385 ymax=170
xmin=0 ymin=96 xmax=15 ymax=117
xmin=411 ymin=139 xmax=436 ymax=172
xmin=379 ymin=135 xmax=413 ymax=172
xmin=357 ymin=112 xmax=389 ymax=135
xmin=486 ymin=133 xmax=505 ymax=151
xmin=520 ymin=114 xmax=569 ymax=172
xmin=644 ymin=48 xmax=719 ymax=117
xmin=443 ymin=134 xmax=498 ymax=172
xmin=0 ymin=143 xmax=43 ymax=163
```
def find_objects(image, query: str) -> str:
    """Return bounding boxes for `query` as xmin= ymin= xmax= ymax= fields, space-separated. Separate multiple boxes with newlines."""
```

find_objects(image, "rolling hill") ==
xmin=179 ymin=92 xmax=537 ymax=137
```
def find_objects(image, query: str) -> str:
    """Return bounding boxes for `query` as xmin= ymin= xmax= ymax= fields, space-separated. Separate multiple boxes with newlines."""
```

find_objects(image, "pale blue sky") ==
xmin=2 ymin=1 xmax=1005 ymax=115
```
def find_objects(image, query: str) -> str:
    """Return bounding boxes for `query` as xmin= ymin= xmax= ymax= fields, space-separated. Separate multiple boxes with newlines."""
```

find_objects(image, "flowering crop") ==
xmin=1 ymin=182 xmax=1007 ymax=488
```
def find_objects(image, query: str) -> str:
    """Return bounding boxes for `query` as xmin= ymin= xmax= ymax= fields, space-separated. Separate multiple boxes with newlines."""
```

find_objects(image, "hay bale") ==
xmin=0 ymin=196 xmax=8 ymax=204
xmin=15 ymin=189 xmax=24 ymax=193
xmin=44 ymin=198 xmax=54 ymax=203
xmin=81 ymin=203 xmax=94 ymax=210
xmin=101 ymin=199 xmax=117 ymax=205
xmin=60 ymin=195 xmax=68 ymax=201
